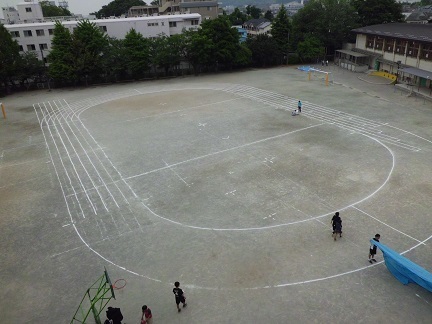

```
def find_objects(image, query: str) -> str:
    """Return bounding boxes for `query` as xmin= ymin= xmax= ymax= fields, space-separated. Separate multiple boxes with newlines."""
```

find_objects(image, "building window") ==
xmin=384 ymin=38 xmax=394 ymax=53
xmin=207 ymin=7 xmax=212 ymax=11
xmin=19 ymin=45 xmax=23 ymax=51
xmin=375 ymin=37 xmax=384 ymax=50
xmin=366 ymin=35 xmax=374 ymax=49
xmin=161 ymin=22 xmax=164 ymax=26
xmin=24 ymin=30 xmax=33 ymax=37
xmin=25 ymin=7 xmax=32 ymax=12
xmin=48 ymin=29 xmax=54 ymax=35
xmin=395 ymin=40 xmax=406 ymax=55
xmin=99 ymin=26 xmax=107 ymax=32
xmin=191 ymin=19 xmax=199 ymax=25
xmin=36 ymin=29 xmax=45 ymax=36
xmin=407 ymin=41 xmax=419 ymax=57
xmin=421 ymin=44 xmax=432 ymax=61
xmin=39 ymin=43 xmax=48 ymax=50
xmin=27 ymin=44 xmax=36 ymax=51
xmin=169 ymin=21 xmax=177 ymax=27
xmin=10 ymin=31 xmax=20 ymax=38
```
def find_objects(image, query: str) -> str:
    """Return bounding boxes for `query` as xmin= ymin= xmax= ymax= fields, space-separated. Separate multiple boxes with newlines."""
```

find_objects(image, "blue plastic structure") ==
xmin=372 ymin=240 xmax=432 ymax=292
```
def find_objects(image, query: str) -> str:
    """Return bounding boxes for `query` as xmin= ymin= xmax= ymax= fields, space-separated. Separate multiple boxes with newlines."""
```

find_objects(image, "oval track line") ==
xmin=45 ymin=101 xmax=100 ymax=214
xmin=42 ymin=101 xmax=95 ymax=212
xmin=34 ymin=103 xmax=85 ymax=218
xmin=53 ymin=100 xmax=113 ymax=212
xmin=61 ymin=99 xmax=131 ymax=206
xmin=39 ymin=84 xmax=431 ymax=290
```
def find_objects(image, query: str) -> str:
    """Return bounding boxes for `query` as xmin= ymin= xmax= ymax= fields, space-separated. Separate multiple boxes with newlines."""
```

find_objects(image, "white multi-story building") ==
xmin=16 ymin=0 xmax=44 ymax=23
xmin=5 ymin=14 xmax=201 ymax=62
xmin=2 ymin=7 xmax=21 ymax=24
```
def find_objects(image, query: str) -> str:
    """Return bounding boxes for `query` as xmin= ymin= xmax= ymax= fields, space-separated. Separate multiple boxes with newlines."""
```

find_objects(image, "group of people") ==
xmin=331 ymin=212 xmax=381 ymax=262
xmin=104 ymin=281 xmax=187 ymax=324
xmin=105 ymin=215 xmax=382 ymax=323
xmin=292 ymin=100 xmax=302 ymax=116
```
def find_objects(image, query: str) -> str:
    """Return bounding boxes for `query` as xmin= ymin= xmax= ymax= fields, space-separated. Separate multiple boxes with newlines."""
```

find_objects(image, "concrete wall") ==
xmin=5 ymin=14 xmax=201 ymax=61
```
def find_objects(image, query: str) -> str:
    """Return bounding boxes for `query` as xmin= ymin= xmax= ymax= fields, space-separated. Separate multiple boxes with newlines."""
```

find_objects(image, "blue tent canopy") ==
xmin=372 ymin=240 xmax=432 ymax=292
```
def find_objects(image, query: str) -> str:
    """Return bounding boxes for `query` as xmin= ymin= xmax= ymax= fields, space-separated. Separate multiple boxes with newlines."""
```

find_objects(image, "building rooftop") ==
xmin=352 ymin=23 xmax=432 ymax=42
xmin=243 ymin=18 xmax=271 ymax=28
xmin=4 ymin=13 xmax=201 ymax=27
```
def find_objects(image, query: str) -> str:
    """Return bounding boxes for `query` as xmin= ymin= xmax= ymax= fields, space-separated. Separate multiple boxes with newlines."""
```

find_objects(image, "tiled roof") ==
xmin=352 ymin=23 xmax=432 ymax=42
xmin=244 ymin=18 xmax=271 ymax=28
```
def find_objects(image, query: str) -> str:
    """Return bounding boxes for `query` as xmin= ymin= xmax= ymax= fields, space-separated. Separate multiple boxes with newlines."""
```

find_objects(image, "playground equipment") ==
xmin=70 ymin=268 xmax=116 ymax=324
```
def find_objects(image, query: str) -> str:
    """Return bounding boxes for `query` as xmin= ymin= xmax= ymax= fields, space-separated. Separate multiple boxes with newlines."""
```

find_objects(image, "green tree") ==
xmin=0 ymin=23 xmax=20 ymax=90
xmin=246 ymin=5 xmax=262 ymax=19
xmin=352 ymin=0 xmax=404 ymax=27
xmin=123 ymin=29 xmax=151 ymax=79
xmin=181 ymin=29 xmax=213 ymax=74
xmin=234 ymin=43 xmax=252 ymax=67
xmin=199 ymin=17 xmax=241 ymax=70
xmin=292 ymin=0 xmax=358 ymax=56
xmin=296 ymin=35 xmax=325 ymax=62
xmin=14 ymin=52 xmax=46 ymax=87
xmin=271 ymin=5 xmax=291 ymax=64
xmin=228 ymin=7 xmax=248 ymax=25
xmin=47 ymin=22 xmax=75 ymax=82
xmin=71 ymin=20 xmax=109 ymax=84
xmin=103 ymin=37 xmax=128 ymax=82
xmin=246 ymin=34 xmax=281 ymax=67
xmin=40 ymin=1 xmax=71 ymax=17
xmin=264 ymin=10 xmax=274 ymax=21
xmin=150 ymin=34 xmax=183 ymax=76
xmin=91 ymin=0 xmax=146 ymax=18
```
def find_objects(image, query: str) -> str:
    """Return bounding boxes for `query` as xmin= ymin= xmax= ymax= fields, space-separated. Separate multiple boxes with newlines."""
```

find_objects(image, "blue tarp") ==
xmin=372 ymin=240 xmax=432 ymax=292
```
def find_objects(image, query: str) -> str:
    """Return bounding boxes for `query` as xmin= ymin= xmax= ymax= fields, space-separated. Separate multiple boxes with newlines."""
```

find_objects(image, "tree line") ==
xmin=0 ymin=0 xmax=404 ymax=95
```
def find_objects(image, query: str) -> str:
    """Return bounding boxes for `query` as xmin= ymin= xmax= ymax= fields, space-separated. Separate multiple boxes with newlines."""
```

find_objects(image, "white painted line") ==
xmin=45 ymin=101 xmax=99 ymax=215
xmin=33 ymin=83 xmax=432 ymax=292
xmin=162 ymin=159 xmax=190 ymax=186
xmin=125 ymin=123 xmax=325 ymax=181
xmin=353 ymin=206 xmax=424 ymax=244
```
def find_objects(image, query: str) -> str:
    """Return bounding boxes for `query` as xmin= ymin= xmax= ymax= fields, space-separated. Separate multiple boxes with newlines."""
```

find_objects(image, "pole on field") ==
xmin=1 ymin=103 xmax=6 ymax=119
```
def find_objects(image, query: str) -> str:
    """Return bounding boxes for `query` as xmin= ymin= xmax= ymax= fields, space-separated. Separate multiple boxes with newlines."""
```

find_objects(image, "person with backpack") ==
xmin=141 ymin=305 xmax=153 ymax=324
xmin=331 ymin=212 xmax=342 ymax=240
xmin=106 ymin=306 xmax=123 ymax=324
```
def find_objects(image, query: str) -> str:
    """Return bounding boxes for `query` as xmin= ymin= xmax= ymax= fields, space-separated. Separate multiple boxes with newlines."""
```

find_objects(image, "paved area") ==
xmin=1 ymin=65 xmax=432 ymax=323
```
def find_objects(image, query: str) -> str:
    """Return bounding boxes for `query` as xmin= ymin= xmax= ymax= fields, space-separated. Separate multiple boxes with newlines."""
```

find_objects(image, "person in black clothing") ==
xmin=173 ymin=281 xmax=187 ymax=313
xmin=106 ymin=306 xmax=123 ymax=324
xmin=331 ymin=212 xmax=342 ymax=238
xmin=369 ymin=234 xmax=381 ymax=263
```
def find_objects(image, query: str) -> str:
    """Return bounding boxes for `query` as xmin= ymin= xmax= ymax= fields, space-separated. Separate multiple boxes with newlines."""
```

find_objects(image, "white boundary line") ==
xmin=34 ymin=83 xmax=432 ymax=290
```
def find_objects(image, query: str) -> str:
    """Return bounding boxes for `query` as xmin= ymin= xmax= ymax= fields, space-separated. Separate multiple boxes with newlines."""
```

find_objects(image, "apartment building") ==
xmin=5 ymin=14 xmax=202 ymax=62
xmin=128 ymin=0 xmax=220 ymax=20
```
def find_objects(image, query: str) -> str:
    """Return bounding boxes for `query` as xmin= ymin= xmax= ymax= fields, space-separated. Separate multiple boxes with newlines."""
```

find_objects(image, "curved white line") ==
xmin=41 ymin=84 xmax=431 ymax=291
xmin=136 ymin=133 xmax=395 ymax=231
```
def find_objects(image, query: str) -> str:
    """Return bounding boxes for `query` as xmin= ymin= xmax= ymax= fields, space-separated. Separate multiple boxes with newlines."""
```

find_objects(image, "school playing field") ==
xmin=1 ymin=66 xmax=431 ymax=323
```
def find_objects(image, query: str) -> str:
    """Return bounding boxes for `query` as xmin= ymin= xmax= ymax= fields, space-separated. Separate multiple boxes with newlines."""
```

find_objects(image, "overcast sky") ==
xmin=0 ymin=0 xmax=110 ymax=18
xmin=0 ymin=0 xmax=419 ymax=19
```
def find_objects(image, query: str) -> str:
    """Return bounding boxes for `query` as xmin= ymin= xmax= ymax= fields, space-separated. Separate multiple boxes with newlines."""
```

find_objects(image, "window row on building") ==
xmin=11 ymin=28 xmax=54 ymax=37
xmin=365 ymin=35 xmax=432 ymax=60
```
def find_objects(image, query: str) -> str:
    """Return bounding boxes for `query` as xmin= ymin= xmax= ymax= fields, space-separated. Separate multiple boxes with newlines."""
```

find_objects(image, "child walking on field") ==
xmin=369 ymin=234 xmax=381 ymax=263
xmin=173 ymin=281 xmax=187 ymax=313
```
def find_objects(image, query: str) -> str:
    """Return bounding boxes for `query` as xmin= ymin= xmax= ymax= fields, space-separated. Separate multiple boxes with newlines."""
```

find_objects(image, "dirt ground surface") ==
xmin=1 ymin=65 xmax=432 ymax=323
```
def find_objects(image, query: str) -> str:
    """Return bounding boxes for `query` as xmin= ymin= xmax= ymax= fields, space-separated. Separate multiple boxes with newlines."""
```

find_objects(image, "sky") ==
xmin=0 ymin=0 xmax=110 ymax=17
xmin=0 ymin=0 xmax=421 ymax=19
